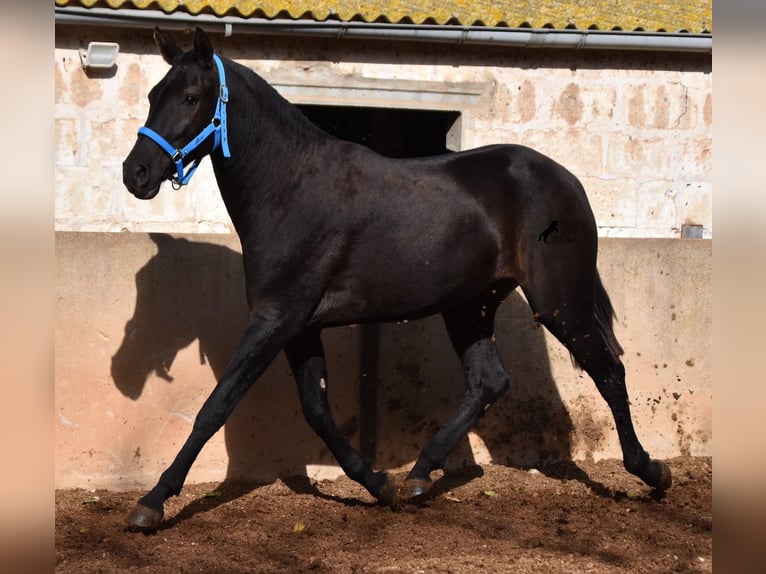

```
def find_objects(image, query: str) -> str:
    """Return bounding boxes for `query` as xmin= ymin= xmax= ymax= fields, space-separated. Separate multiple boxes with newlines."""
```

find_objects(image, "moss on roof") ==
xmin=54 ymin=0 xmax=712 ymax=33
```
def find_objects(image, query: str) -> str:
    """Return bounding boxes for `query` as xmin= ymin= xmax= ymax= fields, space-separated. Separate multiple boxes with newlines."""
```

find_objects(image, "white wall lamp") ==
xmin=79 ymin=41 xmax=119 ymax=70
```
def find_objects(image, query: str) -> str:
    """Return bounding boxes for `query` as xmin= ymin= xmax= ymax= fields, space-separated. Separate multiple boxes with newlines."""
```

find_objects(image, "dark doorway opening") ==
xmin=297 ymin=105 xmax=460 ymax=158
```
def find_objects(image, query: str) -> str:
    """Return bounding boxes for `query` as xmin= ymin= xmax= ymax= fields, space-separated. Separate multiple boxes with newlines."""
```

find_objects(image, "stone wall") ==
xmin=54 ymin=26 xmax=712 ymax=238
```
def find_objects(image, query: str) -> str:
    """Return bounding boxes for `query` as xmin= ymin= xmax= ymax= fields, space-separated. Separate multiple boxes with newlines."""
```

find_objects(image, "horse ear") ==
xmin=193 ymin=27 xmax=214 ymax=68
xmin=153 ymin=27 xmax=183 ymax=65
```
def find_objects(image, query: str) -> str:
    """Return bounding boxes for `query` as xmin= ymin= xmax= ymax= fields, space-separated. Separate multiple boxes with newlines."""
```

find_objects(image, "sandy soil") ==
xmin=55 ymin=456 xmax=711 ymax=573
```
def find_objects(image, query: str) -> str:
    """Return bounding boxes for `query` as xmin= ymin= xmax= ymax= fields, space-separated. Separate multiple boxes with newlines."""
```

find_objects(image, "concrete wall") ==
xmin=54 ymin=26 xmax=712 ymax=238
xmin=55 ymin=232 xmax=711 ymax=490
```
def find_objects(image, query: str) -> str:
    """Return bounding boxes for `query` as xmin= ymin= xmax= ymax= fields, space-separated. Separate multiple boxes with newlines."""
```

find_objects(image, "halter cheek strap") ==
xmin=138 ymin=54 xmax=231 ymax=189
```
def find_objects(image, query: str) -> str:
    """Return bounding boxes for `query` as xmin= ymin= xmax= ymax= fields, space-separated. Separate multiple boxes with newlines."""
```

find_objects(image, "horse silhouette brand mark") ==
xmin=538 ymin=220 xmax=589 ymax=244
xmin=538 ymin=221 xmax=559 ymax=243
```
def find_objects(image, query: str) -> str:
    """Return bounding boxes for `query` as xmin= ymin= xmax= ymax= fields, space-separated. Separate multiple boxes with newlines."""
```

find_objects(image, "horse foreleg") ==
xmin=125 ymin=316 xmax=294 ymax=531
xmin=402 ymin=295 xmax=511 ymax=500
xmin=284 ymin=328 xmax=397 ymax=505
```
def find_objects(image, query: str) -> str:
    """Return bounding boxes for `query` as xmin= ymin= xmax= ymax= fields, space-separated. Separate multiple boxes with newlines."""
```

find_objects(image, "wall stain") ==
xmin=517 ymin=80 xmax=537 ymax=123
xmin=556 ymin=82 xmax=583 ymax=126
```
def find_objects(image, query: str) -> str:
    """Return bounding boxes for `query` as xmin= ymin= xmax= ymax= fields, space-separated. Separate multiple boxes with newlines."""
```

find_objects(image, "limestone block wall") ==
xmin=54 ymin=26 xmax=712 ymax=238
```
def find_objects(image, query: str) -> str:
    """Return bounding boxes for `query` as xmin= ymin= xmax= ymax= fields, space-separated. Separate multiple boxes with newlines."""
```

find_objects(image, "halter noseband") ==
xmin=137 ymin=54 xmax=231 ymax=189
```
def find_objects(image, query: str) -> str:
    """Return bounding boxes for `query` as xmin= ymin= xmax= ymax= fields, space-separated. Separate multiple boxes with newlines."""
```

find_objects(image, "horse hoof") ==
xmin=377 ymin=474 xmax=400 ymax=507
xmin=649 ymin=459 xmax=672 ymax=491
xmin=125 ymin=503 xmax=163 ymax=531
xmin=401 ymin=478 xmax=432 ymax=501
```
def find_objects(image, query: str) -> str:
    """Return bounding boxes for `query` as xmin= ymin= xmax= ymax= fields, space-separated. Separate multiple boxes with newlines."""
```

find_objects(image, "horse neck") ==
xmin=210 ymin=59 xmax=328 ymax=234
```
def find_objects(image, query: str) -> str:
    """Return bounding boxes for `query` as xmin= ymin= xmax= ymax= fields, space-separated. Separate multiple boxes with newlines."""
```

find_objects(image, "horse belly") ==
xmin=308 ymin=151 xmax=515 ymax=326
xmin=312 ymin=227 xmax=500 ymax=326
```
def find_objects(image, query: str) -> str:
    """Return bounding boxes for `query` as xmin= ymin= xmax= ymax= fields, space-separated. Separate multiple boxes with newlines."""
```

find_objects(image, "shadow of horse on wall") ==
xmin=111 ymin=233 xmax=581 ymax=495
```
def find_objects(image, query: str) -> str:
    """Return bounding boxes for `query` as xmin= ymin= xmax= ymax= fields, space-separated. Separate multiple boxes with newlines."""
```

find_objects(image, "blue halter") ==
xmin=138 ymin=54 xmax=231 ymax=189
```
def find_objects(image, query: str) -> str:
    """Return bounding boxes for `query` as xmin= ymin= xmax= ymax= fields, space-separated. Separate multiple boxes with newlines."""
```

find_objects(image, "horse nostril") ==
xmin=133 ymin=164 xmax=149 ymax=187
xmin=123 ymin=161 xmax=149 ymax=188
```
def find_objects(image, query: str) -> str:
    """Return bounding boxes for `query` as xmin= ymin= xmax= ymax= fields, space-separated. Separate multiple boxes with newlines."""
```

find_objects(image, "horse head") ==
xmin=123 ymin=27 xmax=225 ymax=199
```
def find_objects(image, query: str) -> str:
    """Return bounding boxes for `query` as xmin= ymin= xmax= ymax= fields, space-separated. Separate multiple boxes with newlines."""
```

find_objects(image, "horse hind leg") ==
xmin=284 ymin=328 xmax=397 ymax=505
xmin=523 ymin=271 xmax=672 ymax=491
xmin=402 ymin=287 xmax=512 ymax=500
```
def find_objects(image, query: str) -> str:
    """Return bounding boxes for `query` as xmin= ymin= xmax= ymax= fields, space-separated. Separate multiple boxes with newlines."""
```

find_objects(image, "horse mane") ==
xmin=226 ymin=56 xmax=330 ymax=144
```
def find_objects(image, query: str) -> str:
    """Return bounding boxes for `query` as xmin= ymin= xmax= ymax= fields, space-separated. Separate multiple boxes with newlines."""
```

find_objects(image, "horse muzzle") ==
xmin=122 ymin=158 xmax=165 ymax=200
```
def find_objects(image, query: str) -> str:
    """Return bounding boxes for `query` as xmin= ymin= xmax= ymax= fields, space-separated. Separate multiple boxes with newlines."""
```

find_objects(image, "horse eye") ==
xmin=183 ymin=94 xmax=198 ymax=106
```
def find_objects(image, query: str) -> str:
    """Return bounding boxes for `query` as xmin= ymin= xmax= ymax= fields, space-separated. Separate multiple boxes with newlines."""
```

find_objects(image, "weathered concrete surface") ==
xmin=55 ymin=232 xmax=711 ymax=490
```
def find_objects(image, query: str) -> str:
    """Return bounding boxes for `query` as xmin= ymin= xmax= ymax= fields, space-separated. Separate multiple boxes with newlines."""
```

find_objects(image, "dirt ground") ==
xmin=55 ymin=456 xmax=711 ymax=573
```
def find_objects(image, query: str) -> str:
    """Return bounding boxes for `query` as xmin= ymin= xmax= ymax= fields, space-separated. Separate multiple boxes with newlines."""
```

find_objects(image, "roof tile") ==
xmin=54 ymin=0 xmax=712 ymax=33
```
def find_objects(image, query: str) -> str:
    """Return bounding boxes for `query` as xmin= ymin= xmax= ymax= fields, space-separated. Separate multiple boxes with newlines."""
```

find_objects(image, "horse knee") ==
xmin=473 ymin=370 xmax=509 ymax=415
xmin=191 ymin=402 xmax=227 ymax=438
xmin=484 ymin=372 xmax=509 ymax=404
xmin=481 ymin=348 xmax=510 ymax=399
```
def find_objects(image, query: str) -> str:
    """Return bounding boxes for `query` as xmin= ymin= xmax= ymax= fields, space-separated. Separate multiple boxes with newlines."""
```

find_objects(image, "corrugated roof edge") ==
xmin=52 ymin=0 xmax=712 ymax=34
xmin=54 ymin=6 xmax=713 ymax=53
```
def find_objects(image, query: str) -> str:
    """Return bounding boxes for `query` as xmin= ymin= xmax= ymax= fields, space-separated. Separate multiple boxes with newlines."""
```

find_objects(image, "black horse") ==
xmin=122 ymin=27 xmax=671 ymax=530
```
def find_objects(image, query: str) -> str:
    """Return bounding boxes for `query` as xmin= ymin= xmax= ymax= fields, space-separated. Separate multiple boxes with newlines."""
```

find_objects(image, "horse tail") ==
xmin=594 ymin=271 xmax=624 ymax=364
